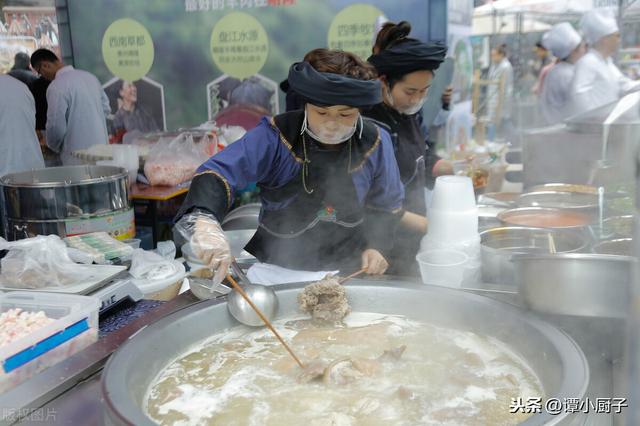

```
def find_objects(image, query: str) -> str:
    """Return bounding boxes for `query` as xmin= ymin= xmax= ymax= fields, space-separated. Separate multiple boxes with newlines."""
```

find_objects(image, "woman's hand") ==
xmin=361 ymin=249 xmax=389 ymax=275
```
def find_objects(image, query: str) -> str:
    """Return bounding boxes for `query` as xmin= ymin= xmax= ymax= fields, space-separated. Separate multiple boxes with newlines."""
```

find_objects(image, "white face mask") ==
xmin=386 ymin=87 xmax=427 ymax=116
xmin=302 ymin=109 xmax=359 ymax=145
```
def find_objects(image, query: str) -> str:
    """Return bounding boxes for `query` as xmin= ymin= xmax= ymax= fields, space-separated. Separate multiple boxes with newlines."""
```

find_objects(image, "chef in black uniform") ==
xmin=365 ymin=21 xmax=448 ymax=276
xmin=176 ymin=49 xmax=405 ymax=285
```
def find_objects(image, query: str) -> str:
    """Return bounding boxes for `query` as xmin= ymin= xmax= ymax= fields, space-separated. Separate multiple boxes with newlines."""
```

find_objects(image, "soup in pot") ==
xmin=145 ymin=313 xmax=543 ymax=426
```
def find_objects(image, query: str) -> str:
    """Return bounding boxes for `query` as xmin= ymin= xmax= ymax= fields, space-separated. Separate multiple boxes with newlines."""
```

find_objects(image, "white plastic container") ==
xmin=430 ymin=175 xmax=476 ymax=211
xmin=111 ymin=145 xmax=139 ymax=186
xmin=416 ymin=250 xmax=469 ymax=289
xmin=131 ymin=260 xmax=186 ymax=301
xmin=0 ymin=292 xmax=99 ymax=393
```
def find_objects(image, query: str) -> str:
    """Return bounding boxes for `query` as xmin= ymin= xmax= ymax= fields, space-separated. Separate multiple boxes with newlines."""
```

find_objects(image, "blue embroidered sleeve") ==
xmin=177 ymin=117 xmax=300 ymax=221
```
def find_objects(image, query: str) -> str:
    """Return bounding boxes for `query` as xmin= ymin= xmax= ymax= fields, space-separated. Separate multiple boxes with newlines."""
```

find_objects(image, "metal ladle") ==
xmin=189 ymin=261 xmax=279 ymax=328
xmin=226 ymin=261 xmax=279 ymax=327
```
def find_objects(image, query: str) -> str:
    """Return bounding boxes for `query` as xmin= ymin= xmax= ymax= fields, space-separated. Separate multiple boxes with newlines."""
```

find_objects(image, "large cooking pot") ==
xmin=102 ymin=281 xmax=589 ymax=425
xmin=480 ymin=227 xmax=588 ymax=285
xmin=1 ymin=166 xmax=131 ymax=240
xmin=513 ymin=253 xmax=634 ymax=318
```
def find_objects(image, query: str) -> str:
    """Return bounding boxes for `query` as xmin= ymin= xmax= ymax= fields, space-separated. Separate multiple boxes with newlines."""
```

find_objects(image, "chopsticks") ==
xmin=338 ymin=268 xmax=367 ymax=284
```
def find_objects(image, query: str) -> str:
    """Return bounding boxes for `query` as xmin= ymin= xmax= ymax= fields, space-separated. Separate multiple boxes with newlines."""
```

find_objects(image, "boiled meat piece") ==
xmin=351 ymin=358 xmax=381 ymax=376
xmin=297 ymin=359 xmax=328 ymax=383
xmin=297 ymin=278 xmax=350 ymax=322
xmin=396 ymin=386 xmax=418 ymax=400
xmin=377 ymin=345 xmax=406 ymax=362
xmin=323 ymin=357 xmax=363 ymax=386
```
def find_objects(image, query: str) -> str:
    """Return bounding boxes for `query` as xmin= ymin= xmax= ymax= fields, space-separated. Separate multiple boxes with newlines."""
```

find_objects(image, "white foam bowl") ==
xmin=416 ymin=249 xmax=469 ymax=289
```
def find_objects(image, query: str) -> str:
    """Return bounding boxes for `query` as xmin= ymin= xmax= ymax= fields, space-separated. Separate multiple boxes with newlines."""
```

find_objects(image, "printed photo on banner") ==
xmin=103 ymin=76 xmax=166 ymax=143
xmin=206 ymin=73 xmax=278 ymax=129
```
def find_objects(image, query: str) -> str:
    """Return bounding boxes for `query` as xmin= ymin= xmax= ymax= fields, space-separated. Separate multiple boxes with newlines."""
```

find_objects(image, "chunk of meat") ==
xmin=292 ymin=345 xmax=403 ymax=386
xmin=377 ymin=345 xmax=406 ymax=362
xmin=323 ymin=358 xmax=363 ymax=386
xmin=396 ymin=386 xmax=418 ymax=401
xmin=297 ymin=278 xmax=351 ymax=322
xmin=297 ymin=359 xmax=328 ymax=383
xmin=351 ymin=358 xmax=381 ymax=376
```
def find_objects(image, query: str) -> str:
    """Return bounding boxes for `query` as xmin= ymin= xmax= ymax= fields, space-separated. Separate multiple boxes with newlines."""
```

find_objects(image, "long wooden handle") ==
xmin=338 ymin=268 xmax=367 ymax=284
xmin=226 ymin=275 xmax=305 ymax=369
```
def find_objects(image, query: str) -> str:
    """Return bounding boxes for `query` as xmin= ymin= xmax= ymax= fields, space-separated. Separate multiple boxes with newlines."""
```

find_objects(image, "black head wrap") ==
xmin=287 ymin=61 xmax=382 ymax=108
xmin=368 ymin=39 xmax=447 ymax=78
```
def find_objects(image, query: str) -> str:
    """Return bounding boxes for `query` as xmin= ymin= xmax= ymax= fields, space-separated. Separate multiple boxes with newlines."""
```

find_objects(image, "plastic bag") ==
xmin=143 ymin=132 xmax=210 ymax=186
xmin=129 ymin=249 xmax=178 ymax=280
xmin=153 ymin=240 xmax=176 ymax=260
xmin=0 ymin=235 xmax=93 ymax=288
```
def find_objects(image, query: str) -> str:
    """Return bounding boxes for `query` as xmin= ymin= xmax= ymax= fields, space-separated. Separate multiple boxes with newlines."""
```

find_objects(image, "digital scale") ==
xmin=90 ymin=276 xmax=144 ymax=314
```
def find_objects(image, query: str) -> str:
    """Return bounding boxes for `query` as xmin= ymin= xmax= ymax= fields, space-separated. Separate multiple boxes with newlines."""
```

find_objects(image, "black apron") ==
xmin=364 ymin=103 xmax=427 ymax=276
xmin=244 ymin=111 xmax=378 ymax=272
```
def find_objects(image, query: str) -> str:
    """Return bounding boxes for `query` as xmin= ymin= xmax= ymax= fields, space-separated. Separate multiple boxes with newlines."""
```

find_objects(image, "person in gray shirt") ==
xmin=30 ymin=49 xmax=110 ymax=165
xmin=0 ymin=75 xmax=44 ymax=177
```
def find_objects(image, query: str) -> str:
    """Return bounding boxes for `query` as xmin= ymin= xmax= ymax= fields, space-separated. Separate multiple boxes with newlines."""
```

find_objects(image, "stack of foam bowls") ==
xmin=418 ymin=176 xmax=481 ymax=287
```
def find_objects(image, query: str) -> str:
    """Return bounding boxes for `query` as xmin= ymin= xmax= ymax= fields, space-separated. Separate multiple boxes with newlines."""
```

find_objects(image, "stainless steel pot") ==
xmin=1 ymin=165 xmax=129 ymax=219
xmin=517 ymin=191 xmax=598 ymax=216
xmin=592 ymin=238 xmax=634 ymax=256
xmin=480 ymin=227 xmax=588 ymax=285
xmin=513 ymin=253 xmax=634 ymax=318
xmin=498 ymin=207 xmax=592 ymax=229
xmin=1 ymin=166 xmax=132 ymax=240
xmin=528 ymin=183 xmax=598 ymax=194
xmin=102 ymin=281 xmax=589 ymax=425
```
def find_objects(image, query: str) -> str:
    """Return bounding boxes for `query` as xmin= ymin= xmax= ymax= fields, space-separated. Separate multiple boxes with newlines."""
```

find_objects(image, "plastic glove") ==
xmin=175 ymin=212 xmax=231 ymax=285
xmin=361 ymin=249 xmax=388 ymax=275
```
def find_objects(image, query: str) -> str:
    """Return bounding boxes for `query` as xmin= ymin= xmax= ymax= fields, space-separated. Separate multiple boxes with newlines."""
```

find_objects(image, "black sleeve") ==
xmin=424 ymin=140 xmax=441 ymax=190
xmin=175 ymin=172 xmax=232 ymax=223
xmin=363 ymin=207 xmax=403 ymax=256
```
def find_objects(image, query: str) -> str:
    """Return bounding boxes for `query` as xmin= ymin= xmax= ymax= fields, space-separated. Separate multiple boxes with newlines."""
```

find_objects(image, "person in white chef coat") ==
xmin=540 ymin=23 xmax=586 ymax=125
xmin=486 ymin=44 xmax=514 ymax=141
xmin=570 ymin=8 xmax=640 ymax=116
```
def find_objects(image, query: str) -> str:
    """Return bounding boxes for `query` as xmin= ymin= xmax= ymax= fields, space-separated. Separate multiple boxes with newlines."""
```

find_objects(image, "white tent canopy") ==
xmin=472 ymin=13 xmax=551 ymax=35
xmin=475 ymin=0 xmax=593 ymax=15
xmin=473 ymin=0 xmax=598 ymax=35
